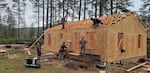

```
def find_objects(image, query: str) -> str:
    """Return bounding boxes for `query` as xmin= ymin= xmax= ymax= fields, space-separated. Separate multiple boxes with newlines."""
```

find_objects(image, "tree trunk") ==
xmin=66 ymin=0 xmax=69 ymax=21
xmin=110 ymin=0 xmax=113 ymax=15
xmin=58 ymin=0 xmax=61 ymax=21
xmin=83 ymin=0 xmax=86 ymax=19
xmin=115 ymin=0 xmax=118 ymax=13
xmin=63 ymin=0 xmax=65 ymax=17
xmin=42 ymin=0 xmax=45 ymax=31
xmin=46 ymin=0 xmax=49 ymax=29
xmin=18 ymin=0 xmax=20 ymax=37
xmin=95 ymin=0 xmax=98 ymax=18
xmin=37 ymin=0 xmax=40 ymax=37
xmin=99 ymin=0 xmax=103 ymax=17
xmin=72 ymin=0 xmax=75 ymax=21
xmin=50 ymin=0 xmax=52 ymax=28
xmin=54 ymin=1 xmax=56 ymax=25
xmin=79 ymin=0 xmax=82 ymax=20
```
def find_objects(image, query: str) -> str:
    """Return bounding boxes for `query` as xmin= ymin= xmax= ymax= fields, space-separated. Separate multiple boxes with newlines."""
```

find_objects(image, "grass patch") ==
xmin=0 ymin=48 xmax=99 ymax=73
xmin=0 ymin=58 xmax=17 ymax=73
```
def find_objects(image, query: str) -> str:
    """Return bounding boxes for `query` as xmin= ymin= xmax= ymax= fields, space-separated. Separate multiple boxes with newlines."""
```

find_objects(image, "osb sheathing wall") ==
xmin=43 ymin=27 xmax=108 ymax=61
xmin=42 ymin=12 xmax=147 ymax=62
xmin=106 ymin=14 xmax=147 ymax=62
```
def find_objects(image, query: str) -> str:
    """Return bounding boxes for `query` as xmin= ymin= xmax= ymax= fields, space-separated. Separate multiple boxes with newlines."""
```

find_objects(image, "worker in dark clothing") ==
xmin=91 ymin=18 xmax=103 ymax=28
xmin=36 ymin=41 xmax=41 ymax=59
xmin=61 ymin=16 xmax=66 ymax=29
xmin=58 ymin=42 xmax=67 ymax=61
xmin=79 ymin=37 xmax=87 ymax=55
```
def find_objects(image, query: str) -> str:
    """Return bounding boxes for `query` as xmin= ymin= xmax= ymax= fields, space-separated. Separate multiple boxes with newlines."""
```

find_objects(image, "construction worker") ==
xmin=61 ymin=16 xmax=67 ymax=29
xmin=36 ymin=41 xmax=41 ymax=59
xmin=58 ymin=42 xmax=67 ymax=61
xmin=79 ymin=36 xmax=87 ymax=55
xmin=91 ymin=18 xmax=103 ymax=28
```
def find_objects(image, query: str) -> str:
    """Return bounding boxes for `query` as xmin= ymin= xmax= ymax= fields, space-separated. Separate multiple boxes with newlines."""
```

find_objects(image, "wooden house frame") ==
xmin=42 ymin=12 xmax=147 ymax=62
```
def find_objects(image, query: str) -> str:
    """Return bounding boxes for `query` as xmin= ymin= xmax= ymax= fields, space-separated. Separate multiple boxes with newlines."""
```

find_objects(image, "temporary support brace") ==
xmin=25 ymin=33 xmax=44 ymax=55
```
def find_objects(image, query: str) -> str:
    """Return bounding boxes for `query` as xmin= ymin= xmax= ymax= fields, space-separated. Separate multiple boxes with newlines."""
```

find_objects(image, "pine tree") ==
xmin=140 ymin=0 xmax=150 ymax=28
xmin=103 ymin=0 xmax=133 ymax=15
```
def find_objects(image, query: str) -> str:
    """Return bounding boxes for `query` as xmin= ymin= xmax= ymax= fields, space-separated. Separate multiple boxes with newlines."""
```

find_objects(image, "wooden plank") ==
xmin=142 ymin=65 xmax=150 ymax=68
xmin=0 ymin=49 xmax=7 ymax=53
xmin=86 ymin=32 xmax=97 ymax=50
xmin=126 ymin=62 xmax=148 ymax=72
xmin=68 ymin=52 xmax=80 ymax=56
xmin=0 ymin=49 xmax=9 ymax=57
xmin=143 ymin=68 xmax=150 ymax=71
xmin=45 ymin=52 xmax=55 ymax=56
xmin=73 ymin=32 xmax=80 ymax=54
xmin=29 ymin=33 xmax=44 ymax=49
xmin=25 ymin=33 xmax=44 ymax=55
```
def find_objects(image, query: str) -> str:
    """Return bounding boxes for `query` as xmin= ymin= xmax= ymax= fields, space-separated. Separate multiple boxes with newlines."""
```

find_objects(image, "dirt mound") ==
xmin=65 ymin=63 xmax=79 ymax=70
xmin=64 ymin=61 xmax=94 ymax=70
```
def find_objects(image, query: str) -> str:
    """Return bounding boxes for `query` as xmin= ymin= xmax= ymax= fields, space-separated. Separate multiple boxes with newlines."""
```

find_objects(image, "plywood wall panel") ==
xmin=107 ymin=15 xmax=147 ymax=62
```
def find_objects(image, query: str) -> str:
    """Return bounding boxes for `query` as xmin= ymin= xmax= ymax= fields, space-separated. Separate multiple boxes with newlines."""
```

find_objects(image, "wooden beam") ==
xmin=68 ymin=53 xmax=80 ymax=56
xmin=25 ymin=33 xmax=44 ymax=55
xmin=142 ymin=65 xmax=150 ymax=68
xmin=143 ymin=68 xmax=150 ymax=71
xmin=126 ymin=62 xmax=148 ymax=72
xmin=29 ymin=33 xmax=44 ymax=49
xmin=0 ymin=49 xmax=7 ymax=53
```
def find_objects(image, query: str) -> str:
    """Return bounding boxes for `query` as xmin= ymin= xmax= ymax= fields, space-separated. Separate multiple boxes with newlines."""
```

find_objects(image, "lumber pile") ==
xmin=0 ymin=49 xmax=7 ymax=53
xmin=0 ymin=49 xmax=9 ymax=57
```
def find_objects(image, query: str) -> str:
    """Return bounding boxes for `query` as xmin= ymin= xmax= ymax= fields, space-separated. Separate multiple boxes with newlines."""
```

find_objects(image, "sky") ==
xmin=0 ymin=0 xmax=144 ymax=28
xmin=129 ymin=0 xmax=143 ymax=12
xmin=25 ymin=0 xmax=144 ymax=27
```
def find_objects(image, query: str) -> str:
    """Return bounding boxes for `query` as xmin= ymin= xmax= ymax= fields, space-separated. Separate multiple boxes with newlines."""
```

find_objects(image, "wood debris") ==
xmin=126 ymin=62 xmax=148 ymax=72
xmin=143 ymin=67 xmax=150 ymax=72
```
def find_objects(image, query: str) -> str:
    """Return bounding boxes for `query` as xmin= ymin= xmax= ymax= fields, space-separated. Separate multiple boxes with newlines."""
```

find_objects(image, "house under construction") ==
xmin=42 ymin=12 xmax=147 ymax=62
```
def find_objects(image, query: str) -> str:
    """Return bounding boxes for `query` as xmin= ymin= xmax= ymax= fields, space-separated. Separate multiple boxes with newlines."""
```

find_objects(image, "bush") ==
xmin=0 ymin=38 xmax=36 ymax=44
